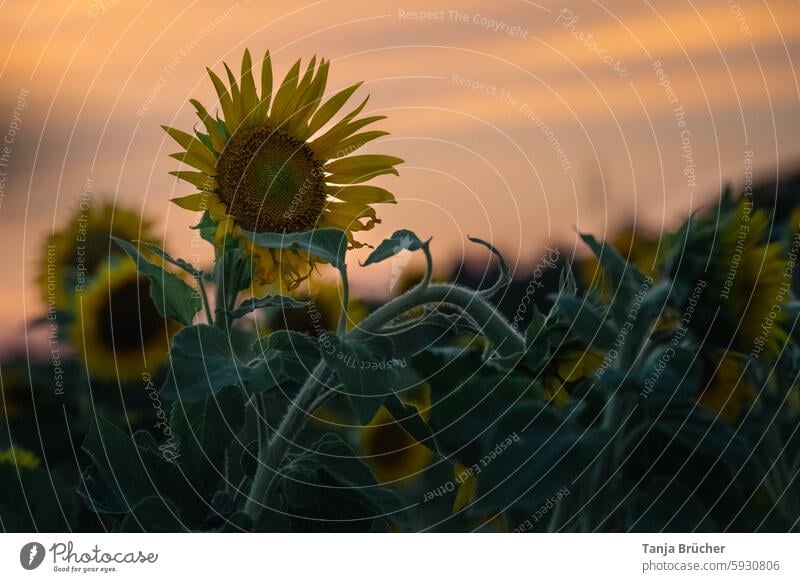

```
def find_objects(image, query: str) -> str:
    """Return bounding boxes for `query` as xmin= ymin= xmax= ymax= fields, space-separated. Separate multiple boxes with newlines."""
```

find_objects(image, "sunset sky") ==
xmin=1 ymin=0 xmax=799 ymax=355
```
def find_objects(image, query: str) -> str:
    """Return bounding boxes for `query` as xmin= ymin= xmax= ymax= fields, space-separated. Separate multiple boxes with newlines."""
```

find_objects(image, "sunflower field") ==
xmin=4 ymin=50 xmax=800 ymax=533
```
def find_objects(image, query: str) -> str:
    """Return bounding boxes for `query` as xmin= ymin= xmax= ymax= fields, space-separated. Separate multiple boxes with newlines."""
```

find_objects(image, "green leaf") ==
xmin=170 ymin=385 xmax=245 ymax=492
xmin=80 ymin=416 xmax=182 ymax=514
xmin=243 ymin=228 xmax=348 ymax=270
xmin=472 ymin=402 xmax=606 ymax=512
xmin=191 ymin=211 xmax=217 ymax=245
xmin=551 ymin=295 xmax=618 ymax=351
xmin=214 ymin=247 xmax=252 ymax=307
xmin=162 ymin=325 xmax=245 ymax=402
xmin=230 ymin=295 xmax=308 ymax=319
xmin=362 ymin=229 xmax=427 ymax=267
xmin=248 ymin=330 xmax=321 ymax=393
xmin=119 ymin=497 xmax=187 ymax=532
xmin=320 ymin=334 xmax=399 ymax=424
xmin=280 ymin=433 xmax=404 ymax=531
xmin=112 ymin=237 xmax=201 ymax=325
xmin=383 ymin=393 xmax=438 ymax=453
xmin=137 ymin=241 xmax=201 ymax=277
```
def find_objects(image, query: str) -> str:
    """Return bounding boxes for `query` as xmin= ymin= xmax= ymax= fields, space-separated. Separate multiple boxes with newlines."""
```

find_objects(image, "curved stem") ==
xmin=353 ymin=283 xmax=524 ymax=357
xmin=244 ymin=282 xmax=524 ymax=527
xmin=244 ymin=361 xmax=328 ymax=524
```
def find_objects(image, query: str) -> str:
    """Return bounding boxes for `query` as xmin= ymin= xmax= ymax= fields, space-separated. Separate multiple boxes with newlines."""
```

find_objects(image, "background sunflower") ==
xmin=71 ymin=259 xmax=179 ymax=383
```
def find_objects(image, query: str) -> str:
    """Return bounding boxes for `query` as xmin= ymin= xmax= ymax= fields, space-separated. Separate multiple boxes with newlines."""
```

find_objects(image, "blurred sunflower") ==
xmin=581 ymin=227 xmax=663 ymax=290
xmin=360 ymin=387 xmax=432 ymax=484
xmin=718 ymin=202 xmax=788 ymax=357
xmin=671 ymin=197 xmax=788 ymax=358
xmin=39 ymin=200 xmax=154 ymax=309
xmin=541 ymin=344 xmax=605 ymax=407
xmin=165 ymin=49 xmax=401 ymax=291
xmin=0 ymin=446 xmax=40 ymax=470
xmin=699 ymin=352 xmax=757 ymax=423
xmin=71 ymin=260 xmax=179 ymax=383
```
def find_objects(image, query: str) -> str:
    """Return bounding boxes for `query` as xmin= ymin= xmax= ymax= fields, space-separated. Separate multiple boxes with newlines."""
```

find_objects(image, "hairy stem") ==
xmin=244 ymin=361 xmax=327 ymax=524
xmin=244 ymin=282 xmax=524 ymax=527
xmin=353 ymin=283 xmax=525 ymax=356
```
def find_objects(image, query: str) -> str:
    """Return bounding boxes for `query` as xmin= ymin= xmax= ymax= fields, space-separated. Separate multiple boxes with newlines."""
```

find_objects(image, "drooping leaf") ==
xmin=244 ymin=228 xmax=348 ymax=270
xmin=112 ymin=237 xmax=201 ymax=325
xmin=362 ymin=229 xmax=427 ymax=266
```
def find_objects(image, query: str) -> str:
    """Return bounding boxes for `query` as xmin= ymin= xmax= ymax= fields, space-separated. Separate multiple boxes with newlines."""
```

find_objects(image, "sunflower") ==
xmin=40 ymin=200 xmax=155 ymax=310
xmin=717 ymin=201 xmax=788 ymax=357
xmin=672 ymin=197 xmax=789 ymax=358
xmin=360 ymin=387 xmax=431 ymax=484
xmin=541 ymin=345 xmax=606 ymax=407
xmin=581 ymin=227 xmax=663 ymax=290
xmin=0 ymin=446 xmax=40 ymax=470
xmin=71 ymin=259 xmax=179 ymax=383
xmin=165 ymin=50 xmax=402 ymax=291
xmin=699 ymin=351 xmax=757 ymax=423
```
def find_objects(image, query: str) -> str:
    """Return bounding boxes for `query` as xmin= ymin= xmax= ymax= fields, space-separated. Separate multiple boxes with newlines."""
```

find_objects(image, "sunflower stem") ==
xmin=243 ymin=282 xmax=523 ymax=528
xmin=354 ymin=283 xmax=524 ymax=357
xmin=420 ymin=242 xmax=433 ymax=291
xmin=336 ymin=266 xmax=350 ymax=336
xmin=244 ymin=360 xmax=328 ymax=526
xmin=196 ymin=275 xmax=214 ymax=325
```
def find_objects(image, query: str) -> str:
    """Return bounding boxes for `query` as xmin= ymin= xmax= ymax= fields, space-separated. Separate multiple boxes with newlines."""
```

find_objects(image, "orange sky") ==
xmin=1 ymin=0 xmax=799 ymax=354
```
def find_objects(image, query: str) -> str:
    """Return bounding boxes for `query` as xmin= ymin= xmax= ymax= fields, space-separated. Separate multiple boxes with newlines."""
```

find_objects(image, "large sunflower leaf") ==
xmin=244 ymin=228 xmax=348 ymax=270
xmin=169 ymin=385 xmax=245 ymax=493
xmin=113 ymin=237 xmax=201 ymax=326
xmin=320 ymin=333 xmax=399 ymax=424
xmin=161 ymin=325 xmax=245 ymax=402
xmin=79 ymin=416 xmax=183 ymax=515
xmin=279 ymin=433 xmax=404 ymax=531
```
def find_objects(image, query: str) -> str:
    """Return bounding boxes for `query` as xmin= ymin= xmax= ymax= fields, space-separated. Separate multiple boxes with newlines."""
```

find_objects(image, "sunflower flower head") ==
xmin=71 ymin=259 xmax=179 ymax=383
xmin=165 ymin=50 xmax=402 ymax=292
xmin=360 ymin=387 xmax=431 ymax=484
xmin=39 ymin=200 xmax=155 ymax=310
xmin=542 ymin=344 xmax=605 ymax=407
xmin=0 ymin=446 xmax=41 ymax=470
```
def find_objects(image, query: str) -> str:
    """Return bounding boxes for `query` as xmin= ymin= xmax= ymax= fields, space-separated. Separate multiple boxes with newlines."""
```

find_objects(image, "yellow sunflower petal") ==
xmin=314 ymin=130 xmax=389 ymax=160
xmin=168 ymin=171 xmax=218 ymax=191
xmin=256 ymin=50 xmax=273 ymax=122
xmin=207 ymin=67 xmax=238 ymax=129
xmin=326 ymin=185 xmax=396 ymax=205
xmin=239 ymin=49 xmax=258 ymax=121
xmin=189 ymin=99 xmax=226 ymax=151
xmin=304 ymin=82 xmax=362 ymax=137
xmin=325 ymin=154 xmax=402 ymax=184
xmin=169 ymin=151 xmax=217 ymax=175
xmin=171 ymin=192 xmax=216 ymax=211
xmin=311 ymin=117 xmax=386 ymax=159
xmin=270 ymin=59 xmax=302 ymax=127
